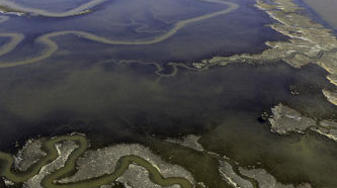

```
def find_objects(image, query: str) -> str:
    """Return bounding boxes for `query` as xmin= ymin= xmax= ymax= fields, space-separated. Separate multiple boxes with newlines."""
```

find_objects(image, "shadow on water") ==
xmin=0 ymin=58 xmax=336 ymax=186
xmin=0 ymin=60 xmax=334 ymax=141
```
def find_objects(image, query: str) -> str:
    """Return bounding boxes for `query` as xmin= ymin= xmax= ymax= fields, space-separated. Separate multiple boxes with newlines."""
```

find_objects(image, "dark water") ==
xmin=0 ymin=59 xmax=335 ymax=146
xmin=0 ymin=59 xmax=336 ymax=186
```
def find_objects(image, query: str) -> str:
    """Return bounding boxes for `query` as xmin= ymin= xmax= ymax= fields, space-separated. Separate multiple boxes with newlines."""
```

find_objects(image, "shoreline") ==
xmin=189 ymin=0 xmax=337 ymax=106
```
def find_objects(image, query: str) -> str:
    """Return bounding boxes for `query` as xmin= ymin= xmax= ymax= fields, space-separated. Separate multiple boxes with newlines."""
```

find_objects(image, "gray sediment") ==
xmin=116 ymin=164 xmax=180 ymax=188
xmin=23 ymin=140 xmax=78 ymax=188
xmin=269 ymin=103 xmax=337 ymax=142
xmin=14 ymin=139 xmax=46 ymax=172
xmin=239 ymin=168 xmax=311 ymax=188
xmin=57 ymin=144 xmax=195 ymax=185
xmin=218 ymin=159 xmax=253 ymax=188
xmin=166 ymin=135 xmax=204 ymax=152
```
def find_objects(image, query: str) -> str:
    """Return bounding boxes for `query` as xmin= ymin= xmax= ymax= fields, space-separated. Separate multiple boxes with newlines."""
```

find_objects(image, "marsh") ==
xmin=0 ymin=0 xmax=337 ymax=187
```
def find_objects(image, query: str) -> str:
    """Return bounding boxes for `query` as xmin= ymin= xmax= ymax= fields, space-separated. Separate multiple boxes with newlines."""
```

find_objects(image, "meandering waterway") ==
xmin=0 ymin=0 xmax=238 ymax=68
xmin=0 ymin=135 xmax=193 ymax=188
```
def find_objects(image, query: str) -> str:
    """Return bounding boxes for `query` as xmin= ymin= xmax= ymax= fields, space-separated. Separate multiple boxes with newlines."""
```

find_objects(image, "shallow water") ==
xmin=0 ymin=0 xmax=284 ymax=63
xmin=10 ymin=0 xmax=93 ymax=12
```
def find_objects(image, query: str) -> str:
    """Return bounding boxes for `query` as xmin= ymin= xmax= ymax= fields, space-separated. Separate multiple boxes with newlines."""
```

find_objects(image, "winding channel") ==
xmin=0 ymin=0 xmax=108 ymax=17
xmin=0 ymin=0 xmax=239 ymax=68
xmin=0 ymin=135 xmax=193 ymax=188
xmin=0 ymin=16 xmax=25 ymax=57
xmin=0 ymin=33 xmax=24 ymax=57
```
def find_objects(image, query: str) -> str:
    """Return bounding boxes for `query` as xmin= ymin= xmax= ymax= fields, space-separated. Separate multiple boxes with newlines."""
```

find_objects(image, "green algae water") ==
xmin=1 ymin=61 xmax=337 ymax=187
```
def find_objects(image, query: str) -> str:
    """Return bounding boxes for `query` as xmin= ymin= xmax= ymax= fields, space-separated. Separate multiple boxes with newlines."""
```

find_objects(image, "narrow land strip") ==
xmin=0 ymin=135 xmax=193 ymax=188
